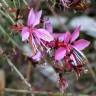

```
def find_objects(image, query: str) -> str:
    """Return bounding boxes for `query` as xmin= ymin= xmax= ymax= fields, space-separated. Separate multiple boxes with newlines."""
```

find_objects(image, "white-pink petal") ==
xmin=55 ymin=47 xmax=66 ymax=61
xmin=33 ymin=10 xmax=42 ymax=27
xmin=35 ymin=29 xmax=54 ymax=42
xmin=21 ymin=27 xmax=29 ymax=41
xmin=70 ymin=26 xmax=80 ymax=43
xmin=52 ymin=33 xmax=64 ymax=40
xmin=32 ymin=51 xmax=41 ymax=61
xmin=73 ymin=39 xmax=90 ymax=50
xmin=63 ymin=32 xmax=71 ymax=43
xmin=44 ymin=18 xmax=53 ymax=33
xmin=27 ymin=8 xmax=35 ymax=26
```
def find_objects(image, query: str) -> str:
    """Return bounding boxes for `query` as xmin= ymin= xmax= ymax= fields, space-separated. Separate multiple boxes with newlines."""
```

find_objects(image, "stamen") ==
xmin=73 ymin=50 xmax=83 ymax=64
xmin=73 ymin=47 xmax=88 ymax=64
xmin=39 ymin=38 xmax=51 ymax=53
xmin=31 ymin=36 xmax=39 ymax=53
xmin=70 ymin=54 xmax=77 ymax=66
xmin=33 ymin=36 xmax=43 ymax=52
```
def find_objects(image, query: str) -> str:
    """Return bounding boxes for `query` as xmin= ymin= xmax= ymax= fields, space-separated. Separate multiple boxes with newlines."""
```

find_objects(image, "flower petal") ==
xmin=55 ymin=47 xmax=66 ymax=61
xmin=52 ymin=32 xmax=71 ymax=42
xmin=27 ymin=8 xmax=35 ymax=26
xmin=21 ymin=27 xmax=29 ymax=41
xmin=63 ymin=32 xmax=71 ymax=43
xmin=44 ymin=18 xmax=53 ymax=33
xmin=33 ymin=10 xmax=42 ymax=27
xmin=32 ymin=51 xmax=41 ymax=61
xmin=35 ymin=29 xmax=54 ymax=42
xmin=70 ymin=26 xmax=80 ymax=43
xmin=52 ymin=33 xmax=64 ymax=39
xmin=73 ymin=39 xmax=90 ymax=50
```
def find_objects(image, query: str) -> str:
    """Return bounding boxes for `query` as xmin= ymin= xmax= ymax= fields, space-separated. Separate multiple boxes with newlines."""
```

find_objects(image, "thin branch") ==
xmin=0 ymin=9 xmax=15 ymax=24
xmin=5 ymin=88 xmax=89 ymax=96
xmin=87 ymin=63 xmax=96 ymax=83
xmin=1 ymin=0 xmax=15 ymax=24
xmin=6 ymin=57 xmax=34 ymax=96
xmin=0 ymin=25 xmax=21 ymax=50
xmin=1 ymin=0 xmax=9 ymax=8
xmin=26 ymin=61 xmax=32 ymax=82
xmin=5 ymin=88 xmax=31 ymax=94
xmin=22 ymin=0 xmax=28 ymax=6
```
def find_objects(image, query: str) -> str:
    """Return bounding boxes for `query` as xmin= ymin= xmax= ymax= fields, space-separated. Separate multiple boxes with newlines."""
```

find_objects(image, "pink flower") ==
xmin=54 ymin=27 xmax=90 ymax=75
xmin=44 ymin=19 xmax=90 ymax=75
xmin=21 ymin=8 xmax=53 ymax=55
xmin=55 ymin=26 xmax=90 ymax=61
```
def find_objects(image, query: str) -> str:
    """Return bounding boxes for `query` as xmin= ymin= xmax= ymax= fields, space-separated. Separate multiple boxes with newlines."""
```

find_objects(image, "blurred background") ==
xmin=0 ymin=0 xmax=96 ymax=96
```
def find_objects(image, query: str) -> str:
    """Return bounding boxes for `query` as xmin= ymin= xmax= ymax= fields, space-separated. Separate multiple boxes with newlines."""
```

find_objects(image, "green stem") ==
xmin=1 ymin=0 xmax=9 ymax=7
xmin=0 ymin=25 xmax=21 ymax=50
xmin=6 ymin=57 xmax=34 ymax=96
xmin=0 ymin=9 xmax=15 ymax=24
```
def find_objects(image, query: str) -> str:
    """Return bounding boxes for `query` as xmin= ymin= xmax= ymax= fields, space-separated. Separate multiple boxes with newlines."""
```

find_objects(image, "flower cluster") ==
xmin=13 ymin=8 xmax=90 ymax=92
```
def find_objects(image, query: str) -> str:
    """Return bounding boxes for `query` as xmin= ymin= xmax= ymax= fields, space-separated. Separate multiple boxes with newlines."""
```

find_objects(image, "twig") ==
xmin=22 ymin=0 xmax=28 ymax=6
xmin=5 ymin=88 xmax=49 ymax=94
xmin=6 ymin=57 xmax=34 ymax=96
xmin=26 ymin=61 xmax=32 ymax=82
xmin=0 ymin=25 xmax=21 ymax=50
xmin=1 ymin=0 xmax=9 ymax=8
xmin=0 ymin=9 xmax=15 ymax=24
xmin=1 ymin=0 xmax=15 ymax=24
xmin=5 ymin=88 xmax=30 ymax=94
xmin=87 ymin=63 xmax=96 ymax=83
xmin=5 ymin=88 xmax=89 ymax=96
